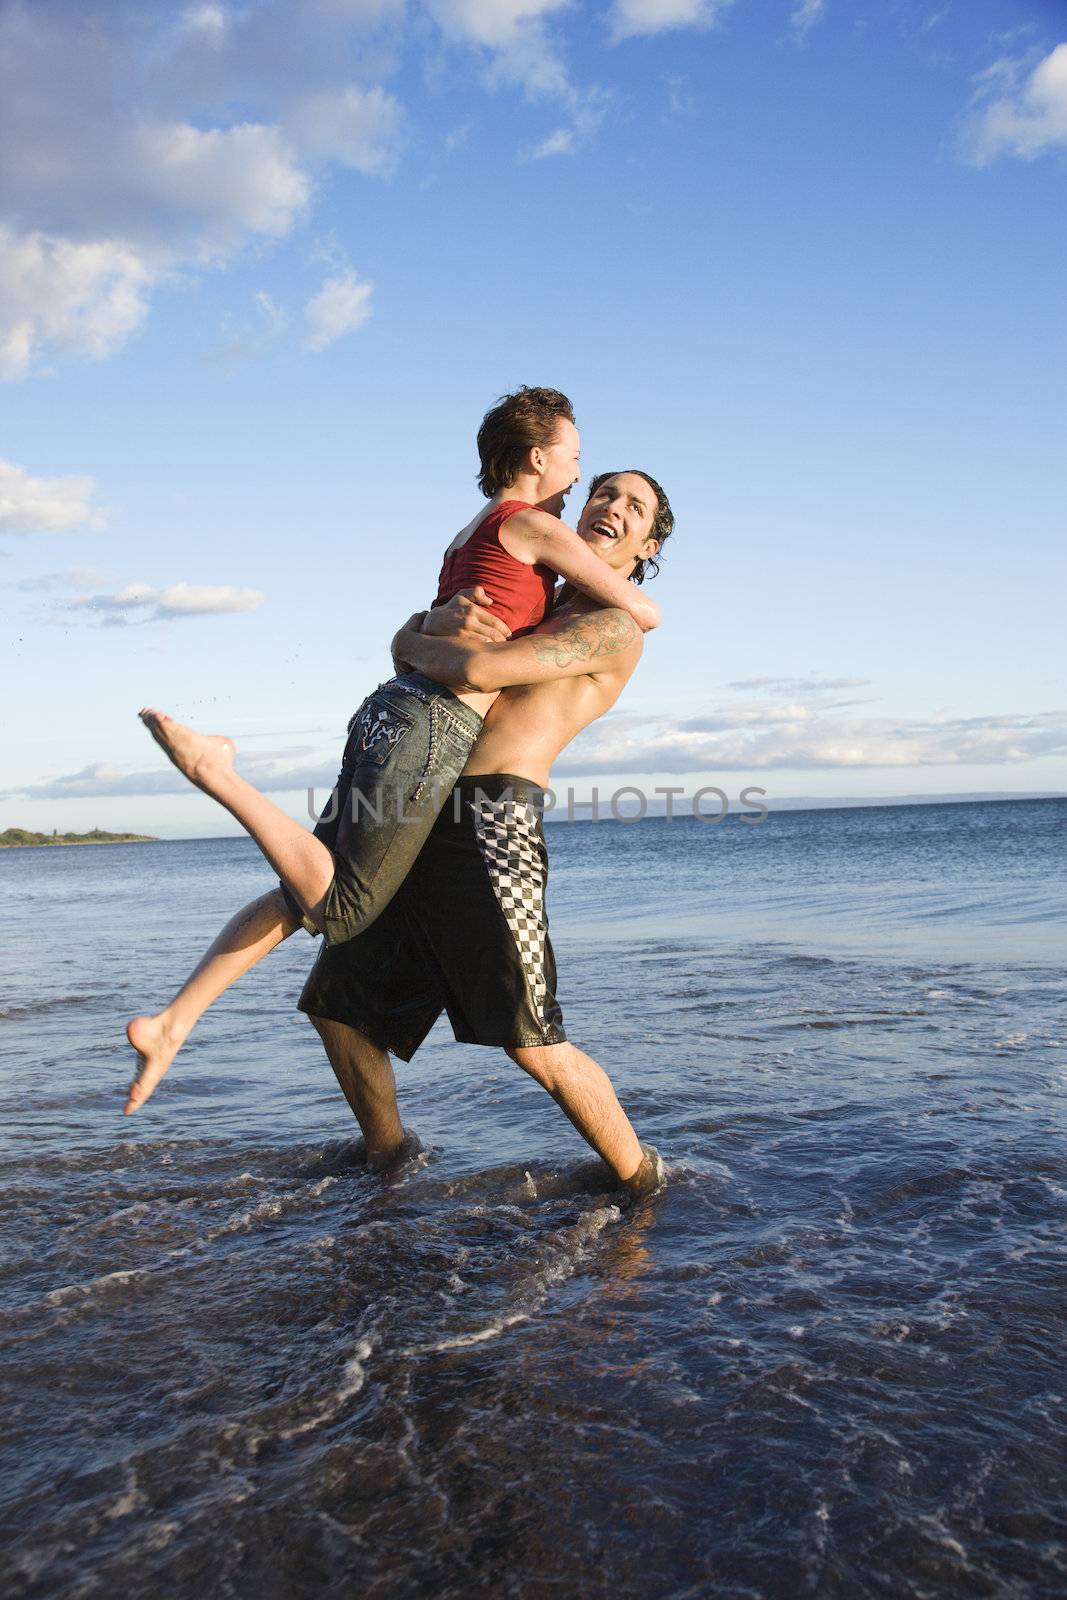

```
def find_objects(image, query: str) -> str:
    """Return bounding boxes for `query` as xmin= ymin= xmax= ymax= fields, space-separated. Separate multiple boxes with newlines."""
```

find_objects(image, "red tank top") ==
xmin=434 ymin=500 xmax=556 ymax=636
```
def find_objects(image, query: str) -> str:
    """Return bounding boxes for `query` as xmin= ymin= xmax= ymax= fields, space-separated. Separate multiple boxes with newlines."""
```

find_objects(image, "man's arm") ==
xmin=391 ymin=605 xmax=642 ymax=693
xmin=391 ymin=587 xmax=510 ymax=676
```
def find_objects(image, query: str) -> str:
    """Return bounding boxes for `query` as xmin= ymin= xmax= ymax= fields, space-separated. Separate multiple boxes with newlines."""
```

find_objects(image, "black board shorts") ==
xmin=297 ymin=774 xmax=568 ymax=1061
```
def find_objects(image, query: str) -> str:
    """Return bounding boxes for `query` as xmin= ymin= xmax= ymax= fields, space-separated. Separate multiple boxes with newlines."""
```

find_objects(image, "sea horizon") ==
xmin=14 ymin=787 xmax=1061 ymax=846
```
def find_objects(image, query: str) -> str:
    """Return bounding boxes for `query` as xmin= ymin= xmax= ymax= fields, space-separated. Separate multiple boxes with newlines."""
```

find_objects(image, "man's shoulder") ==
xmin=530 ymin=601 xmax=643 ymax=677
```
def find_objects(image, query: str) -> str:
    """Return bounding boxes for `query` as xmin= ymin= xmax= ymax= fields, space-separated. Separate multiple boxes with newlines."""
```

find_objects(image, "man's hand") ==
xmin=420 ymin=587 xmax=512 ymax=644
xmin=390 ymin=589 xmax=511 ymax=682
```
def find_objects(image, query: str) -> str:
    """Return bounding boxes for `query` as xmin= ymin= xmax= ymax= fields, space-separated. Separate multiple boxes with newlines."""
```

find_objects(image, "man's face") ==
xmin=577 ymin=473 xmax=660 ymax=575
xmin=537 ymin=419 xmax=582 ymax=516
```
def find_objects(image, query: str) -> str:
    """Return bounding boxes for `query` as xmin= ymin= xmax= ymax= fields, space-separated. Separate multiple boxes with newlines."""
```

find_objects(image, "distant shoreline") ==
xmin=0 ymin=829 xmax=159 ymax=850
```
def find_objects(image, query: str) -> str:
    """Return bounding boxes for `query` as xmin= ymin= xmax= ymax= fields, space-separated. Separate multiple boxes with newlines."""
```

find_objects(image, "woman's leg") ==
xmin=138 ymin=710 xmax=337 ymax=929
xmin=124 ymin=887 xmax=301 ymax=1113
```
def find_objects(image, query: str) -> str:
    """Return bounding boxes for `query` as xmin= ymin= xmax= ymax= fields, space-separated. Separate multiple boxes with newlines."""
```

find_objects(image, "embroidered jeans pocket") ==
xmin=351 ymin=697 xmax=415 ymax=767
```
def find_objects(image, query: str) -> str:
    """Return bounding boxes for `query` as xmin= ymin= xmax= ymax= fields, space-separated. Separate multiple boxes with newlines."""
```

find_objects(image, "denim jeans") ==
xmin=283 ymin=672 xmax=484 ymax=945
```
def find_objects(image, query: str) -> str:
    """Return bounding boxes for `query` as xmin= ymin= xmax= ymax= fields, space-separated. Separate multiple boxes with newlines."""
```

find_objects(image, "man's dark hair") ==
xmin=584 ymin=470 xmax=674 ymax=584
xmin=477 ymin=386 xmax=575 ymax=497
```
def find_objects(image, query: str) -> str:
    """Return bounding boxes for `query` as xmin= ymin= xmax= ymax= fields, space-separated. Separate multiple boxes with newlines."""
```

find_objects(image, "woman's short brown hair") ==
xmin=477 ymin=387 xmax=576 ymax=496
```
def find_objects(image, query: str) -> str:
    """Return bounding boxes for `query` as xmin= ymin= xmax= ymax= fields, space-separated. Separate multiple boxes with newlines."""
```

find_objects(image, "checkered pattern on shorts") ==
xmin=470 ymin=794 xmax=553 ymax=1026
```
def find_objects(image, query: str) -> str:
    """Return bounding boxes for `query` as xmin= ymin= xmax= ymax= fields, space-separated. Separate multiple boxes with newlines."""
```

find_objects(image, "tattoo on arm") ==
xmin=531 ymin=608 xmax=637 ymax=668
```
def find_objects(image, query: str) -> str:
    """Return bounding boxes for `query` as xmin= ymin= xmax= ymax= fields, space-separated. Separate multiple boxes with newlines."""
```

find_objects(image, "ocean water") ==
xmin=1 ymin=797 xmax=1065 ymax=1599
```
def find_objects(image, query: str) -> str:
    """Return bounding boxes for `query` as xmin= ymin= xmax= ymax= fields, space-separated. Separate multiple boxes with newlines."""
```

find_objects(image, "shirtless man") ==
xmin=125 ymin=470 xmax=672 ymax=1197
xmin=298 ymin=468 xmax=673 ymax=1198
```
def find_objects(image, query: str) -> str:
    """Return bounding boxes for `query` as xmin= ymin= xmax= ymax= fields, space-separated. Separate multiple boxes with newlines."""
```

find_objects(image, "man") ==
xmin=300 ymin=469 xmax=673 ymax=1199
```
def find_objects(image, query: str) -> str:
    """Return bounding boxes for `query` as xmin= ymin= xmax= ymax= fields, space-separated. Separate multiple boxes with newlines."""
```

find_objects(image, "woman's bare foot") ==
xmin=124 ymin=1013 xmax=187 ymax=1114
xmin=139 ymin=708 xmax=236 ymax=794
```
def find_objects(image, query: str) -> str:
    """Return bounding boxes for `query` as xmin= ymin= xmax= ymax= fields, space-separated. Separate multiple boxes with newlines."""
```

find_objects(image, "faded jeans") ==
xmin=281 ymin=672 xmax=483 ymax=944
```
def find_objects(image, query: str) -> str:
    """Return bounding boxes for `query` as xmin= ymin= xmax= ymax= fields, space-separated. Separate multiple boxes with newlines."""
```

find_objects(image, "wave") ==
xmin=778 ymin=1011 xmax=928 ymax=1030
xmin=0 ymin=994 xmax=101 ymax=1022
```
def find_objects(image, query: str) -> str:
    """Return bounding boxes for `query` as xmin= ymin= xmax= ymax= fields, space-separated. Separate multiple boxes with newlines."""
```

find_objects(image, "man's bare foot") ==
xmin=124 ymin=1013 xmax=186 ymax=1114
xmin=139 ymin=708 xmax=236 ymax=794
xmin=368 ymin=1129 xmax=424 ymax=1173
xmin=622 ymin=1144 xmax=666 ymax=1201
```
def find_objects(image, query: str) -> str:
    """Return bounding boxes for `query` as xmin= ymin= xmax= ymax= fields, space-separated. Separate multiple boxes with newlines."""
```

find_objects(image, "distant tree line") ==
xmin=0 ymin=828 xmax=157 ymax=848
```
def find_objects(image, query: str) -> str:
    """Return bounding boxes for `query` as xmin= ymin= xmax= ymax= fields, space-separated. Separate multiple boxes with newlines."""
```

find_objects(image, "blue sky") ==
xmin=1 ymin=0 xmax=1064 ymax=837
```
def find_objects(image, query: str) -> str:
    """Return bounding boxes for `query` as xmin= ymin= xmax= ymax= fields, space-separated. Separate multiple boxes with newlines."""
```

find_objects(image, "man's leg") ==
xmin=508 ymin=1041 xmax=663 ymax=1197
xmin=308 ymin=1015 xmax=409 ymax=1167
xmin=125 ymin=888 xmax=300 ymax=1113
xmin=402 ymin=775 xmax=664 ymax=1198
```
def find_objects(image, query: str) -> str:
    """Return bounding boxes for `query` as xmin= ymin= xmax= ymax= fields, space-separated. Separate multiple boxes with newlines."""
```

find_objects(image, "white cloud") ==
xmin=609 ymin=0 xmax=733 ymax=46
xmin=184 ymin=4 xmax=229 ymax=37
xmin=304 ymin=270 xmax=374 ymax=350
xmin=920 ymin=6 xmax=949 ymax=35
xmin=426 ymin=0 xmax=574 ymax=96
xmin=288 ymin=86 xmax=405 ymax=176
xmin=0 ymin=458 xmax=104 ymax=533
xmin=521 ymin=91 xmax=609 ymax=159
xmin=790 ymin=0 xmax=826 ymax=39
xmin=681 ymin=703 xmax=817 ymax=731
xmin=0 ymin=2 xmax=404 ymax=376
xmin=428 ymin=0 xmax=571 ymax=52
xmin=5 ymin=762 xmax=197 ymax=801
xmin=727 ymin=675 xmax=871 ymax=693
xmin=0 ymin=229 xmax=154 ymax=379
xmin=552 ymin=705 xmax=1067 ymax=775
xmin=663 ymin=73 xmax=697 ymax=118
xmin=210 ymin=289 xmax=289 ymax=367
xmin=0 ymin=116 xmax=306 ymax=375
xmin=0 ymin=0 xmax=636 ymax=375
xmin=14 ymin=568 xmax=108 ymax=592
xmin=964 ymin=43 xmax=1067 ymax=165
xmin=525 ymin=127 xmax=575 ymax=158
xmin=257 ymin=288 xmax=286 ymax=329
xmin=72 ymin=582 xmax=266 ymax=620
xmin=12 ymin=704 xmax=1067 ymax=802
xmin=6 ymin=751 xmax=337 ymax=801
xmin=136 ymin=122 xmax=310 ymax=250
